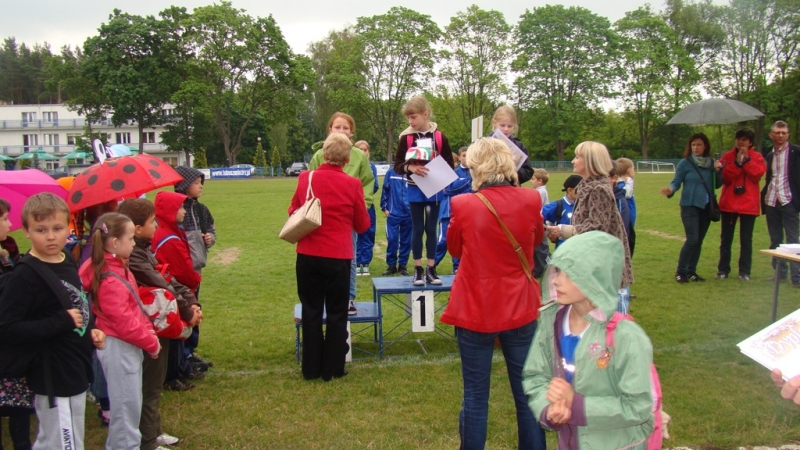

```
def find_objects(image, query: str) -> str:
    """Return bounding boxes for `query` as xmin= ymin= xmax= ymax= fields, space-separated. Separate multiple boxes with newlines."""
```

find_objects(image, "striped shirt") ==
xmin=766 ymin=142 xmax=791 ymax=207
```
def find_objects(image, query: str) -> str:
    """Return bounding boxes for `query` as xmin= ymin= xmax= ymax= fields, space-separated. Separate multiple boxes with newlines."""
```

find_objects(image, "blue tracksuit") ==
xmin=542 ymin=196 xmax=575 ymax=248
xmin=357 ymin=163 xmax=379 ymax=265
xmin=435 ymin=165 xmax=472 ymax=269
xmin=381 ymin=168 xmax=412 ymax=268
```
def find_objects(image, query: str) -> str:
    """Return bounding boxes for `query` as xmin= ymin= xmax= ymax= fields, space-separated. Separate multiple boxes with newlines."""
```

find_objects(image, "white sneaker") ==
xmin=157 ymin=433 xmax=180 ymax=446
xmin=156 ymin=447 xmax=171 ymax=450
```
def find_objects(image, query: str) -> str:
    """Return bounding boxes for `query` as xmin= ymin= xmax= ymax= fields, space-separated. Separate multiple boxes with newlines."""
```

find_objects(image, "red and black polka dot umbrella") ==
xmin=67 ymin=153 xmax=183 ymax=213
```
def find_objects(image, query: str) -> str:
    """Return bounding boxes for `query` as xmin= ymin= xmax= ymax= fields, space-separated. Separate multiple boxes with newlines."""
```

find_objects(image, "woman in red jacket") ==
xmin=713 ymin=128 xmax=766 ymax=280
xmin=290 ymin=133 xmax=370 ymax=381
xmin=440 ymin=137 xmax=545 ymax=450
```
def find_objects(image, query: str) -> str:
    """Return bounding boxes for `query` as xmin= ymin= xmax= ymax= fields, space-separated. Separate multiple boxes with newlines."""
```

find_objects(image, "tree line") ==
xmin=0 ymin=0 xmax=798 ymax=166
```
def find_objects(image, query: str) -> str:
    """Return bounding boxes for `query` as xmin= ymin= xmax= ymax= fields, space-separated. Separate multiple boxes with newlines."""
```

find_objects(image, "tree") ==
xmin=354 ymin=7 xmax=441 ymax=160
xmin=270 ymin=146 xmax=281 ymax=171
xmin=0 ymin=38 xmax=59 ymax=104
xmin=194 ymin=146 xmax=208 ymax=168
xmin=434 ymin=6 xmax=511 ymax=144
xmin=513 ymin=5 xmax=621 ymax=160
xmin=616 ymin=7 xmax=682 ymax=158
xmin=181 ymin=1 xmax=313 ymax=165
xmin=82 ymin=9 xmax=185 ymax=153
xmin=50 ymin=45 xmax=110 ymax=141
xmin=252 ymin=139 xmax=266 ymax=169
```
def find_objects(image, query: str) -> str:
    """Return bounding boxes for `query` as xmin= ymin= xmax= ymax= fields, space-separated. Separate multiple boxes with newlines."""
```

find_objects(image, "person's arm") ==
xmin=662 ymin=159 xmax=687 ymax=197
xmin=440 ymin=134 xmax=454 ymax=168
xmin=288 ymin=172 xmax=309 ymax=216
xmin=623 ymin=177 xmax=634 ymax=199
xmin=307 ymin=149 xmax=323 ymax=170
xmin=353 ymin=180 xmax=371 ymax=234
xmin=96 ymin=277 xmax=159 ymax=354
xmin=522 ymin=309 xmax=561 ymax=430
xmin=542 ymin=201 xmax=557 ymax=225
xmin=573 ymin=187 xmax=617 ymax=235
xmin=358 ymin=153 xmax=375 ymax=209
xmin=371 ymin=164 xmax=379 ymax=194
xmin=394 ymin=136 xmax=409 ymax=175
xmin=743 ymin=150 xmax=767 ymax=182
xmin=446 ymin=197 xmax=465 ymax=259
xmin=157 ymin=239 xmax=202 ymax=290
xmin=380 ymin=174 xmax=391 ymax=214
xmin=444 ymin=170 xmax=472 ymax=197
xmin=720 ymin=151 xmax=739 ymax=184
xmin=202 ymin=204 xmax=216 ymax=248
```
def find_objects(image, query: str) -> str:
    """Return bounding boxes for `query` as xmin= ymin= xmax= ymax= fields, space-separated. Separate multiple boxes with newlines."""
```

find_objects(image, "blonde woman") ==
xmin=440 ymin=137 xmax=545 ymax=450
xmin=546 ymin=141 xmax=633 ymax=310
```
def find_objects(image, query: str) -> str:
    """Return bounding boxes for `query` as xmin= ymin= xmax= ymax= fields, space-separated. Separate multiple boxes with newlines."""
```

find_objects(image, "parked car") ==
xmin=286 ymin=162 xmax=308 ymax=176
xmin=229 ymin=164 xmax=256 ymax=175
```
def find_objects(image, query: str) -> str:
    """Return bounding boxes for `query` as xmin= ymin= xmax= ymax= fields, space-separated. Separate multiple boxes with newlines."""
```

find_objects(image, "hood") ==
xmin=543 ymin=231 xmax=623 ymax=324
xmin=78 ymin=251 xmax=126 ymax=290
xmin=311 ymin=140 xmax=324 ymax=152
xmin=174 ymin=166 xmax=205 ymax=194
xmin=154 ymin=191 xmax=187 ymax=234
xmin=134 ymin=235 xmax=151 ymax=249
xmin=399 ymin=122 xmax=438 ymax=138
xmin=613 ymin=184 xmax=626 ymax=200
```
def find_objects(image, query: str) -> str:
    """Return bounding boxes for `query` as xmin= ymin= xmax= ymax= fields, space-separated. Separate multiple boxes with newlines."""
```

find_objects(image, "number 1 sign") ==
xmin=411 ymin=290 xmax=435 ymax=332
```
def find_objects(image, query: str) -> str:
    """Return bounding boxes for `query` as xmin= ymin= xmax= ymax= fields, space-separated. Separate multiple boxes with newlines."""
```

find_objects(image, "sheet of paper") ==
xmin=491 ymin=129 xmax=528 ymax=171
xmin=738 ymin=308 xmax=800 ymax=380
xmin=409 ymin=155 xmax=458 ymax=199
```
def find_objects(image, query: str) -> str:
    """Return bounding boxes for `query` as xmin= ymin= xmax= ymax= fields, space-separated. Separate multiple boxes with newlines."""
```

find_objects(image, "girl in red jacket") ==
xmin=79 ymin=212 xmax=160 ymax=450
xmin=713 ymin=128 xmax=766 ymax=280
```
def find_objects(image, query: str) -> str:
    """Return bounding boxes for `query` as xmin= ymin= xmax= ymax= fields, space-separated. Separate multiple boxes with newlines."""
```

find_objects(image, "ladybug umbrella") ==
xmin=0 ymin=169 xmax=68 ymax=231
xmin=67 ymin=153 xmax=183 ymax=213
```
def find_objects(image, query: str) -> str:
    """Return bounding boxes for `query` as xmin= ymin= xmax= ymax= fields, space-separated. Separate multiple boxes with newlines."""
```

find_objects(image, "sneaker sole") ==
xmin=413 ymin=281 xmax=425 ymax=286
xmin=428 ymin=280 xmax=442 ymax=285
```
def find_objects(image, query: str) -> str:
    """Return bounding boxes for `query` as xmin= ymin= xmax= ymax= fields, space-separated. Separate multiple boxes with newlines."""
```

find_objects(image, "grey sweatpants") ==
xmin=97 ymin=336 xmax=145 ymax=450
xmin=32 ymin=392 xmax=86 ymax=450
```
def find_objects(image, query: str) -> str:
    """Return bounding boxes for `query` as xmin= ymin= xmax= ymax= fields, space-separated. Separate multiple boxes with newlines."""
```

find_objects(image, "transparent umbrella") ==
xmin=667 ymin=98 xmax=765 ymax=153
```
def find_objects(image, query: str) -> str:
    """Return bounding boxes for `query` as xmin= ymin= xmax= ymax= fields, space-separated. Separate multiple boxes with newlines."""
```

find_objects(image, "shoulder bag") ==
xmin=687 ymin=157 xmax=720 ymax=222
xmin=475 ymin=192 xmax=533 ymax=281
xmin=280 ymin=171 xmax=322 ymax=243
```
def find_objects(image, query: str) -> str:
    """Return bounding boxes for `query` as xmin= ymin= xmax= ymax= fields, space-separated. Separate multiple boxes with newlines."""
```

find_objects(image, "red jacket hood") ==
xmin=154 ymin=191 xmax=187 ymax=236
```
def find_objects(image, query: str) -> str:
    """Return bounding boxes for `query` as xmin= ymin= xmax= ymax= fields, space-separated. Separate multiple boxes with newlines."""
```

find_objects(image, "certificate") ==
xmin=409 ymin=156 xmax=458 ymax=198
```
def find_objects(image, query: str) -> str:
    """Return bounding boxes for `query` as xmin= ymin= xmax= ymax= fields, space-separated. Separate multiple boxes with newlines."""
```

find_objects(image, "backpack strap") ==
xmin=605 ymin=311 xmax=634 ymax=352
xmin=406 ymin=131 xmax=443 ymax=159
xmin=18 ymin=255 xmax=73 ymax=310
xmin=154 ymin=234 xmax=180 ymax=257
xmin=555 ymin=199 xmax=564 ymax=223
xmin=100 ymin=271 xmax=147 ymax=315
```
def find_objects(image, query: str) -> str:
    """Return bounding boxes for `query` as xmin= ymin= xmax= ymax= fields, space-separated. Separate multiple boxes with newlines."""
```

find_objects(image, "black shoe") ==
xmin=398 ymin=266 xmax=409 ymax=276
xmin=188 ymin=354 xmax=214 ymax=368
xmin=688 ymin=273 xmax=706 ymax=282
xmin=413 ymin=266 xmax=425 ymax=286
xmin=163 ymin=379 xmax=194 ymax=391
xmin=382 ymin=266 xmax=398 ymax=276
xmin=676 ymin=274 xmax=689 ymax=284
xmin=185 ymin=368 xmax=206 ymax=380
xmin=426 ymin=266 xmax=442 ymax=285
xmin=348 ymin=300 xmax=357 ymax=315
xmin=188 ymin=356 xmax=210 ymax=372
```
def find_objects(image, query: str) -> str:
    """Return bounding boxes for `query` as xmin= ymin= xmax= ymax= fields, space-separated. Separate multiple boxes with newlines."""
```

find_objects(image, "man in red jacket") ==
xmin=713 ymin=128 xmax=766 ymax=281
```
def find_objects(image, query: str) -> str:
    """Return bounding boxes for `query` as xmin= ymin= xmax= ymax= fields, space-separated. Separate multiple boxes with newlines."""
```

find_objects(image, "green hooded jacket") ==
xmin=308 ymin=141 xmax=374 ymax=209
xmin=523 ymin=231 xmax=653 ymax=450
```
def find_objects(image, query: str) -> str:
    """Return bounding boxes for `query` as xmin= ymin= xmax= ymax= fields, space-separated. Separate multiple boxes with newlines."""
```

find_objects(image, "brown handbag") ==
xmin=475 ymin=192 xmax=533 ymax=281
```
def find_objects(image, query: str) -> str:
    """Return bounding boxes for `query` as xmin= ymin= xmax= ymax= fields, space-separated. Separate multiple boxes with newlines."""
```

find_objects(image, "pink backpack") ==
xmin=606 ymin=312 xmax=663 ymax=450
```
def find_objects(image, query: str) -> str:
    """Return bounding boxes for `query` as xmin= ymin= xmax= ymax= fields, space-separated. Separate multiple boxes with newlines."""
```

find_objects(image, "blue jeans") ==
xmin=456 ymin=321 xmax=546 ymax=450
xmin=677 ymin=205 xmax=711 ymax=276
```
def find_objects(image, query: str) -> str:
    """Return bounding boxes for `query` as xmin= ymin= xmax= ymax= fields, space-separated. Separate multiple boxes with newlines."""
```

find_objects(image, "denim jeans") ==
xmin=456 ymin=321 xmax=546 ymax=450
xmin=765 ymin=202 xmax=800 ymax=282
xmin=677 ymin=205 xmax=711 ymax=276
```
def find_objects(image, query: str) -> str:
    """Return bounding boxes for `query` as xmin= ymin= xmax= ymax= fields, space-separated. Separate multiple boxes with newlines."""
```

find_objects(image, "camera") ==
xmin=734 ymin=185 xmax=745 ymax=195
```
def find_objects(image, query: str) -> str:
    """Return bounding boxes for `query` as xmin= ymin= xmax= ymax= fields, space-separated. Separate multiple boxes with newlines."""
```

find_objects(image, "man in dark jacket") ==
xmin=762 ymin=120 xmax=800 ymax=286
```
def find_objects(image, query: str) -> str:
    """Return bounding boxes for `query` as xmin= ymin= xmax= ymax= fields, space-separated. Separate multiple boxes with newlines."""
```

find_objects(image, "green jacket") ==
xmin=308 ymin=141 xmax=374 ymax=209
xmin=523 ymin=231 xmax=653 ymax=450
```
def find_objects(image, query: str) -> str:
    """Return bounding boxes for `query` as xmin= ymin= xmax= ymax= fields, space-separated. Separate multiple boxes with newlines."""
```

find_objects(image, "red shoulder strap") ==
xmin=407 ymin=134 xmax=414 ymax=149
xmin=435 ymin=130 xmax=442 ymax=156
xmin=605 ymin=312 xmax=634 ymax=349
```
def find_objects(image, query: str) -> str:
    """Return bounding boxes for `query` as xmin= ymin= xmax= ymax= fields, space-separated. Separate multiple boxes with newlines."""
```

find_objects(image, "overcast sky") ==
xmin=1 ymin=0 xmax=723 ymax=56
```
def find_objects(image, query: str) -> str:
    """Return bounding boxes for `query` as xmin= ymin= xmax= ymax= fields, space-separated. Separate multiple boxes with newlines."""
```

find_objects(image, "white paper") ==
xmin=491 ymin=129 xmax=528 ymax=171
xmin=471 ymin=116 xmax=484 ymax=143
xmin=778 ymin=244 xmax=800 ymax=254
xmin=409 ymin=155 xmax=458 ymax=198
xmin=738 ymin=308 xmax=800 ymax=380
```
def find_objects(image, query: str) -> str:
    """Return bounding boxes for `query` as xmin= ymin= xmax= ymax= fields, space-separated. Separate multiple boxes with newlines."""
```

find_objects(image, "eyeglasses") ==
xmin=771 ymin=131 xmax=789 ymax=136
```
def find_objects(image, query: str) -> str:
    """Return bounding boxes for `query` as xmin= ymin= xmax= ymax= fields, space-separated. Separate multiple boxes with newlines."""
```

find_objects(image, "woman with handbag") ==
xmin=290 ymin=133 xmax=370 ymax=381
xmin=660 ymin=133 xmax=722 ymax=283
xmin=440 ymin=137 xmax=546 ymax=450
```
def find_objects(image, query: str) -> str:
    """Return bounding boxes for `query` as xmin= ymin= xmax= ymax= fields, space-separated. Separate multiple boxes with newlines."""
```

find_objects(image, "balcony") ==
xmin=0 ymin=118 xmax=130 ymax=130
xmin=0 ymin=143 xmax=173 ymax=157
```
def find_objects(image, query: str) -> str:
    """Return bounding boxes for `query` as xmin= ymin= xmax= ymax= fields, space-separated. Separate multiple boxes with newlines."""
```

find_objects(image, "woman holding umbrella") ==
xmin=660 ymin=133 xmax=722 ymax=283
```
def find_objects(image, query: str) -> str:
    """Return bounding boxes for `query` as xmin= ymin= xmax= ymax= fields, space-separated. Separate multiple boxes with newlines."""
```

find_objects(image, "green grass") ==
xmin=4 ymin=173 xmax=800 ymax=449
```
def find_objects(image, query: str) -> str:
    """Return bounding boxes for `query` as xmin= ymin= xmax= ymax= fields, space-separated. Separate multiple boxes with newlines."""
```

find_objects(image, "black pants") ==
xmin=677 ymin=205 xmax=711 ymax=276
xmin=718 ymin=212 xmax=757 ymax=276
xmin=296 ymin=254 xmax=350 ymax=381
xmin=0 ymin=406 xmax=33 ymax=450
xmin=409 ymin=202 xmax=439 ymax=261
xmin=765 ymin=202 xmax=800 ymax=282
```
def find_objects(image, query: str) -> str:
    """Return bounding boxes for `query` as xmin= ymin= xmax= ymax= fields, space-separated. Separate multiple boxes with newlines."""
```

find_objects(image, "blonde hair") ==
xmin=466 ymin=137 xmax=518 ymax=191
xmin=574 ymin=141 xmax=613 ymax=178
xmin=323 ymin=133 xmax=352 ymax=166
xmin=21 ymin=192 xmax=70 ymax=229
xmin=492 ymin=105 xmax=519 ymax=133
xmin=354 ymin=140 xmax=370 ymax=153
xmin=402 ymin=96 xmax=432 ymax=117
xmin=327 ymin=112 xmax=356 ymax=136
xmin=533 ymin=168 xmax=549 ymax=184
xmin=616 ymin=157 xmax=633 ymax=177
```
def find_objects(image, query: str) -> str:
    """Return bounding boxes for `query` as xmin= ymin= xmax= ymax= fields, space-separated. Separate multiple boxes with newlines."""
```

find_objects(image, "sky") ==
xmin=2 ymin=0 xmax=700 ymax=56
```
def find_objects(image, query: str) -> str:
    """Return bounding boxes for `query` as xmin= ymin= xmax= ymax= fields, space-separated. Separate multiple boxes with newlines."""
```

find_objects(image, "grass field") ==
xmin=5 ymin=172 xmax=800 ymax=449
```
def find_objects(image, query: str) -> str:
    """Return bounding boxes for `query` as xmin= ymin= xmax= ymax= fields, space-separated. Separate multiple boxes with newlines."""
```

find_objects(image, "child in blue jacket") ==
xmin=435 ymin=147 xmax=472 ymax=273
xmin=381 ymin=168 xmax=412 ymax=276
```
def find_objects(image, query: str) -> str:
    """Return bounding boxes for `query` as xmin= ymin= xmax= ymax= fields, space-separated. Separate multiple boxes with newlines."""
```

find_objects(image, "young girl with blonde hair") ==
xmin=79 ymin=212 xmax=160 ymax=450
xmin=489 ymin=105 xmax=534 ymax=184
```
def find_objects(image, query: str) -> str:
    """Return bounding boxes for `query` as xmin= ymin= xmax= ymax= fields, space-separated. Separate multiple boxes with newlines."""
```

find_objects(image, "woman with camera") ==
xmin=713 ymin=128 xmax=766 ymax=281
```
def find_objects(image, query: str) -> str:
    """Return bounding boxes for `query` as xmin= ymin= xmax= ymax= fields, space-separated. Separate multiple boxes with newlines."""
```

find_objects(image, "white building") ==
xmin=0 ymin=103 xmax=188 ymax=171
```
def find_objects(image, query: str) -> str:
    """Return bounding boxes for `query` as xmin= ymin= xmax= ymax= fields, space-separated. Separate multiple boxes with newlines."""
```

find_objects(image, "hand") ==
xmin=660 ymin=187 xmax=673 ymax=196
xmin=203 ymin=233 xmax=212 ymax=245
xmin=91 ymin=329 xmax=106 ymax=350
xmin=546 ymin=226 xmax=561 ymax=240
xmin=410 ymin=164 xmax=428 ymax=177
xmin=546 ymin=377 xmax=575 ymax=407
xmin=149 ymin=340 xmax=161 ymax=359
xmin=714 ymin=160 xmax=723 ymax=170
xmin=189 ymin=309 xmax=202 ymax=327
xmin=773 ymin=369 xmax=800 ymax=404
xmin=67 ymin=309 xmax=83 ymax=328
xmin=547 ymin=398 xmax=572 ymax=424
xmin=383 ymin=210 xmax=389 ymax=218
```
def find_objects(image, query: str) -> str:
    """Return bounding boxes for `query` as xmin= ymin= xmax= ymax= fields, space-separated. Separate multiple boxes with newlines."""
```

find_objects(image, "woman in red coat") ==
xmin=713 ymin=128 xmax=766 ymax=280
xmin=440 ymin=137 xmax=545 ymax=450
xmin=290 ymin=133 xmax=370 ymax=381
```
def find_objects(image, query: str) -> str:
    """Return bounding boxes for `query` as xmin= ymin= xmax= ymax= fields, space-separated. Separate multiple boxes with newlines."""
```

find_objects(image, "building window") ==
xmin=22 ymin=134 xmax=38 ymax=151
xmin=116 ymin=133 xmax=131 ymax=144
xmin=42 ymin=112 xmax=58 ymax=122
xmin=45 ymin=161 xmax=60 ymax=171
xmin=67 ymin=133 xmax=82 ymax=145
xmin=43 ymin=134 xmax=59 ymax=146
xmin=143 ymin=132 xmax=156 ymax=144
xmin=162 ymin=108 xmax=174 ymax=118
xmin=162 ymin=157 xmax=178 ymax=166
xmin=21 ymin=112 xmax=36 ymax=123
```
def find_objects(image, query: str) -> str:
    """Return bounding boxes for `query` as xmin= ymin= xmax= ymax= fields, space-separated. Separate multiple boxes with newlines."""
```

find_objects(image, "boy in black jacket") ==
xmin=0 ymin=193 xmax=105 ymax=450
